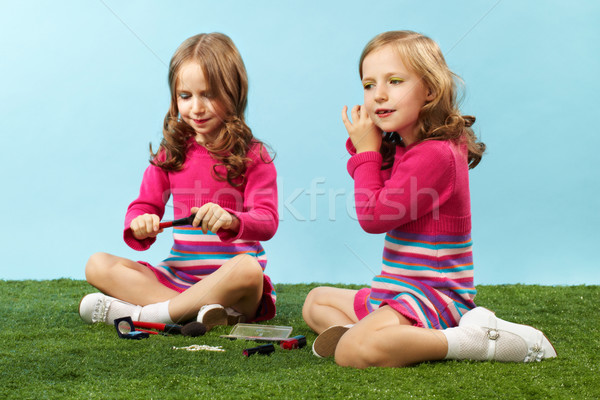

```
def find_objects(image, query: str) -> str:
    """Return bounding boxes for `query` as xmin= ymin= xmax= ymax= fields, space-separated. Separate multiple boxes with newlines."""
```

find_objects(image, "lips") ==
xmin=193 ymin=118 xmax=210 ymax=125
xmin=375 ymin=109 xmax=395 ymax=118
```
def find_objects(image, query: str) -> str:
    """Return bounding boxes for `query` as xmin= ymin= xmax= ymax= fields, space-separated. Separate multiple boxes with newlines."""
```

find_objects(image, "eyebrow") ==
xmin=175 ymin=84 xmax=209 ymax=93
xmin=362 ymin=72 xmax=408 ymax=81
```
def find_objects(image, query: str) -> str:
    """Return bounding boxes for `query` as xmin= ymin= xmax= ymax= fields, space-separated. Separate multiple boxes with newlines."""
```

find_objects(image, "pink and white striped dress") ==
xmin=124 ymin=140 xmax=278 ymax=322
xmin=347 ymin=138 xmax=476 ymax=328
xmin=354 ymin=230 xmax=476 ymax=329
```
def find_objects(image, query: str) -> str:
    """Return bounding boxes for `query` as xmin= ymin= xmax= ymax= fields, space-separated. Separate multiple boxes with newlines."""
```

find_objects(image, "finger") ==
xmin=208 ymin=204 xmax=232 ymax=233
xmin=350 ymin=105 xmax=361 ymax=122
xmin=134 ymin=215 xmax=146 ymax=234
xmin=207 ymin=213 xmax=221 ymax=233
xmin=201 ymin=211 xmax=211 ymax=234
xmin=341 ymin=105 xmax=349 ymax=121
xmin=200 ymin=204 xmax=216 ymax=233
xmin=130 ymin=218 xmax=139 ymax=232
xmin=152 ymin=214 xmax=160 ymax=232
xmin=211 ymin=218 xmax=222 ymax=233
xmin=215 ymin=211 xmax=233 ymax=233
xmin=341 ymin=105 xmax=353 ymax=129
xmin=193 ymin=204 xmax=210 ymax=228
xmin=211 ymin=214 xmax=228 ymax=233
xmin=132 ymin=218 xmax=146 ymax=239
xmin=145 ymin=217 xmax=154 ymax=235
xmin=189 ymin=207 xmax=200 ymax=227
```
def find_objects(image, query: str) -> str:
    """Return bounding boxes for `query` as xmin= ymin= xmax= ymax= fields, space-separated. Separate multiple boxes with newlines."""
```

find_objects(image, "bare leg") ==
xmin=85 ymin=252 xmax=177 ymax=304
xmin=167 ymin=254 xmax=263 ymax=322
xmin=335 ymin=305 xmax=448 ymax=368
xmin=302 ymin=287 xmax=359 ymax=334
xmin=85 ymin=252 xmax=264 ymax=322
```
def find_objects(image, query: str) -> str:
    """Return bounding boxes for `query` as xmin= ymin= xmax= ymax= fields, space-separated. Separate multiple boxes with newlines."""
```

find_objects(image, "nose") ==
xmin=191 ymin=97 xmax=206 ymax=115
xmin=374 ymin=85 xmax=388 ymax=102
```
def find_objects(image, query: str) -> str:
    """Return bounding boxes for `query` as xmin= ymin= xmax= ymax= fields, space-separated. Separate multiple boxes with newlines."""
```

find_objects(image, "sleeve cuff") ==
xmin=346 ymin=138 xmax=357 ymax=155
xmin=347 ymin=151 xmax=383 ymax=178
xmin=123 ymin=228 xmax=155 ymax=251
xmin=216 ymin=208 xmax=244 ymax=242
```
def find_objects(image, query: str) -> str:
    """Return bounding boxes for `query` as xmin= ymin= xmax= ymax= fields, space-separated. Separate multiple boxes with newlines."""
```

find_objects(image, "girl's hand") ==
xmin=191 ymin=203 xmax=240 ymax=234
xmin=130 ymin=213 xmax=163 ymax=240
xmin=342 ymin=105 xmax=382 ymax=153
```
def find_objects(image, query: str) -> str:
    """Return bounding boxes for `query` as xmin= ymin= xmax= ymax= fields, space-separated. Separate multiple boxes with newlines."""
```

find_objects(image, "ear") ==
xmin=425 ymin=88 xmax=436 ymax=102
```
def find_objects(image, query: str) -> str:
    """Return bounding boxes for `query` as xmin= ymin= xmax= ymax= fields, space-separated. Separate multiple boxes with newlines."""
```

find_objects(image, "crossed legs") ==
xmin=85 ymin=252 xmax=264 ymax=323
xmin=303 ymin=286 xmax=448 ymax=368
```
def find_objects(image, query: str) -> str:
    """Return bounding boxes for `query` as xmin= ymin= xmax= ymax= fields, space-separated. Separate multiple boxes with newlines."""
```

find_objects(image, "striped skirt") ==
xmin=139 ymin=227 xmax=276 ymax=322
xmin=354 ymin=229 xmax=476 ymax=329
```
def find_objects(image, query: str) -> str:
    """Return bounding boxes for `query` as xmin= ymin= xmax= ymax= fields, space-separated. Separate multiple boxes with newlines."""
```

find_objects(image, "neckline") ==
xmin=187 ymin=138 xmax=210 ymax=153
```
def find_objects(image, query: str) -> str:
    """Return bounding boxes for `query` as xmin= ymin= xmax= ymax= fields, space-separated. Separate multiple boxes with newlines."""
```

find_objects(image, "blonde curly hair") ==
xmin=359 ymin=31 xmax=485 ymax=169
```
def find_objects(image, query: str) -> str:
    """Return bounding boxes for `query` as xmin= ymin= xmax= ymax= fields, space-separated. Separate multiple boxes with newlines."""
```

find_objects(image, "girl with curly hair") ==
xmin=79 ymin=33 xmax=278 ymax=329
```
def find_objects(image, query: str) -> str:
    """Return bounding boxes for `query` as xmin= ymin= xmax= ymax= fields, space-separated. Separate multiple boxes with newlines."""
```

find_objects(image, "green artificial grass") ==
xmin=0 ymin=280 xmax=598 ymax=399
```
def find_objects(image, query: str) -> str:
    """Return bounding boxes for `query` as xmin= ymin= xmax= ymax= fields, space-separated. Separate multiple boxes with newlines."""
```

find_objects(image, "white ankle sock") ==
xmin=443 ymin=326 xmax=487 ymax=360
xmin=138 ymin=300 xmax=173 ymax=324
xmin=442 ymin=326 xmax=461 ymax=359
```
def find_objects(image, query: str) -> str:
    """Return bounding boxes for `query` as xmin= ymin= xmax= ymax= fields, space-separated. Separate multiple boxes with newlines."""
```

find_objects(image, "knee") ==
xmin=302 ymin=287 xmax=326 ymax=323
xmin=84 ymin=252 xmax=112 ymax=284
xmin=230 ymin=254 xmax=263 ymax=288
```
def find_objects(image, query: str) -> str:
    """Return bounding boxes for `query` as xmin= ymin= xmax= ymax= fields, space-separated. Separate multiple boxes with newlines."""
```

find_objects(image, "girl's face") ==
xmin=361 ymin=44 xmax=433 ymax=145
xmin=176 ymin=61 xmax=225 ymax=145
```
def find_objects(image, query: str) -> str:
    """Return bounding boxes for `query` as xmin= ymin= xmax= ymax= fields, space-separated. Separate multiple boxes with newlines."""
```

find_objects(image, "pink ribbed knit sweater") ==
xmin=346 ymin=138 xmax=471 ymax=236
xmin=123 ymin=139 xmax=278 ymax=251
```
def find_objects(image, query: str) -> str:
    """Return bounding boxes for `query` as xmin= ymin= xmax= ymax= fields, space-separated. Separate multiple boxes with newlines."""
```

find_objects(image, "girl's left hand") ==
xmin=342 ymin=105 xmax=382 ymax=153
xmin=191 ymin=203 xmax=240 ymax=234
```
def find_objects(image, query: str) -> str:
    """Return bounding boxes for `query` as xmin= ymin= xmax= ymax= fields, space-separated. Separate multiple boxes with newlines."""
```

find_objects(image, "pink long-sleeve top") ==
xmin=346 ymin=138 xmax=471 ymax=236
xmin=124 ymin=139 xmax=278 ymax=251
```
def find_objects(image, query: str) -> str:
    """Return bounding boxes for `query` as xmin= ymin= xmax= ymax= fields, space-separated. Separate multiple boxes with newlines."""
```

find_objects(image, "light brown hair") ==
xmin=151 ymin=32 xmax=267 ymax=185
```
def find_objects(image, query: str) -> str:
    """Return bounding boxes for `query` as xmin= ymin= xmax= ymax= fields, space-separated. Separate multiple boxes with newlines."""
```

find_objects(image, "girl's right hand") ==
xmin=130 ymin=213 xmax=163 ymax=240
xmin=342 ymin=105 xmax=382 ymax=153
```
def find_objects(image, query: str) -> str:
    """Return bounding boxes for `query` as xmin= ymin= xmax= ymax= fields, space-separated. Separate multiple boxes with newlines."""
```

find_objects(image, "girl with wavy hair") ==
xmin=79 ymin=33 xmax=278 ymax=329
xmin=303 ymin=31 xmax=556 ymax=367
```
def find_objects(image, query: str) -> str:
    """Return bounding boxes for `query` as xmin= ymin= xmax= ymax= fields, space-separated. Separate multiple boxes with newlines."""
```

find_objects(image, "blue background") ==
xmin=1 ymin=0 xmax=598 ymax=285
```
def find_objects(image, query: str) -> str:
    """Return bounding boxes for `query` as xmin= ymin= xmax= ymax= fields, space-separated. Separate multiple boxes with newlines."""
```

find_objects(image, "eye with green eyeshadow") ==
xmin=389 ymin=77 xmax=405 ymax=85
